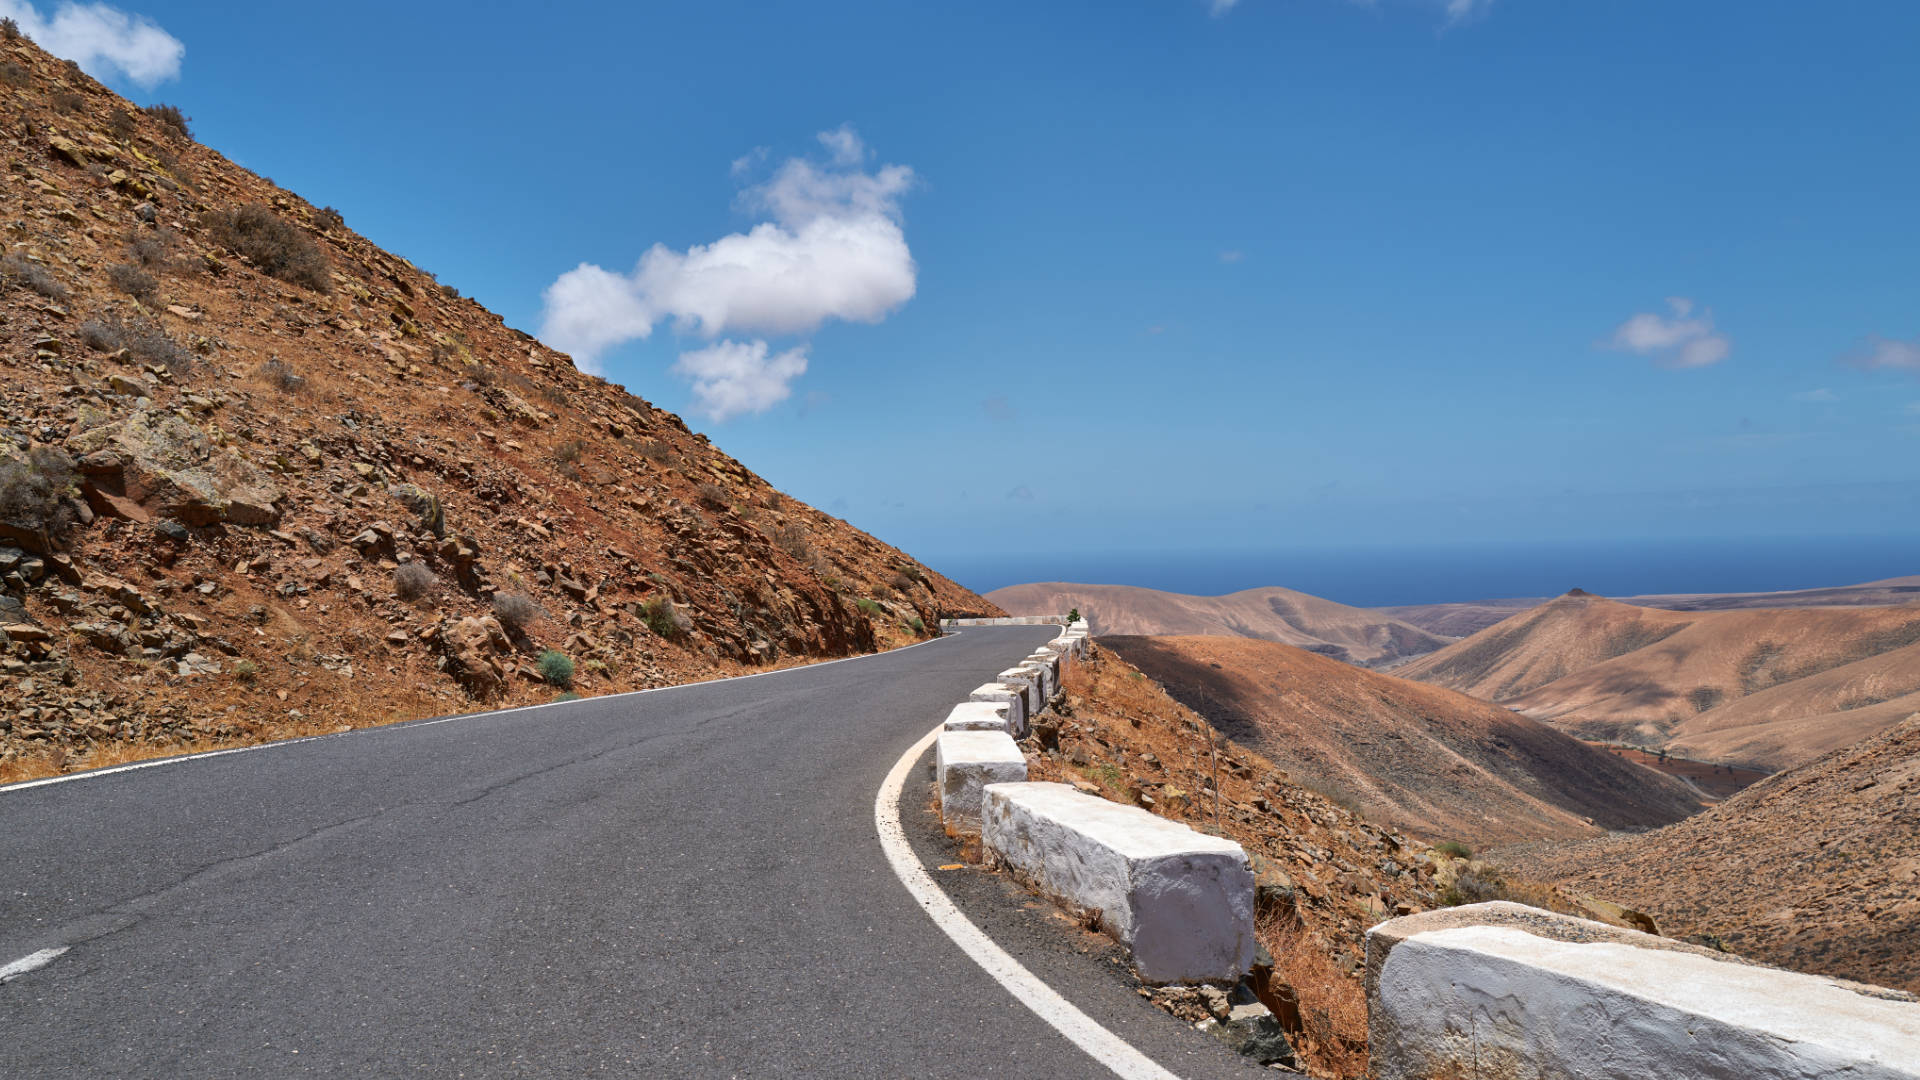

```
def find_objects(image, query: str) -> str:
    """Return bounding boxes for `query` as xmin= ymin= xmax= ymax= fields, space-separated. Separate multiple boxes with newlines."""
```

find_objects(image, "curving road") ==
xmin=0 ymin=626 xmax=1261 ymax=1078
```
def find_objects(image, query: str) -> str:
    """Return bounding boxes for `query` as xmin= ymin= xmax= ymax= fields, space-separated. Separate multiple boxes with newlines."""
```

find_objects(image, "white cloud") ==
xmin=1209 ymin=0 xmax=1240 ymax=15
xmin=540 ymin=125 xmax=916 ymax=400
xmin=1444 ymin=0 xmax=1494 ymax=25
xmin=1218 ymin=249 xmax=1245 ymax=263
xmin=1792 ymin=388 xmax=1838 ymax=403
xmin=0 ymin=1 xmax=182 ymax=87
xmin=671 ymin=340 xmax=809 ymax=422
xmin=1606 ymin=297 xmax=1732 ymax=368
xmin=1845 ymin=336 xmax=1920 ymax=374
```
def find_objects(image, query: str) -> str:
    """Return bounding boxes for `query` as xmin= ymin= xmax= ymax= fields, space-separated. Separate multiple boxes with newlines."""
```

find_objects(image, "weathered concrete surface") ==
xmin=980 ymin=781 xmax=1255 ymax=985
xmin=942 ymin=700 xmax=1014 ymax=732
xmin=1369 ymin=902 xmax=1920 ymax=1080
xmin=997 ymin=667 xmax=1044 ymax=719
xmin=943 ymin=616 xmax=1067 ymax=627
xmin=968 ymin=682 xmax=1028 ymax=737
xmin=936 ymin=730 xmax=1027 ymax=831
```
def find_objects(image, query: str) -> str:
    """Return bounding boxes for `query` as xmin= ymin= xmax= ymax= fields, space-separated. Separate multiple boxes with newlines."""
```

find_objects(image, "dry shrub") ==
xmin=773 ymin=521 xmax=811 ymax=559
xmin=1 ymin=254 xmax=68 ymax=301
xmin=141 ymin=102 xmax=190 ymax=140
xmin=695 ymin=482 xmax=729 ymax=511
xmin=492 ymin=591 xmax=539 ymax=629
xmin=76 ymin=313 xmax=190 ymax=372
xmin=258 ymin=358 xmax=305 ymax=393
xmin=1261 ymin=915 xmax=1370 ymax=1079
xmin=314 ymin=206 xmax=344 ymax=231
xmin=107 ymin=108 xmax=136 ymax=140
xmin=394 ymin=562 xmax=436 ymax=601
xmin=127 ymin=231 xmax=173 ymax=269
xmin=52 ymin=90 xmax=84 ymax=113
xmin=203 ymin=204 xmax=331 ymax=292
xmin=1 ymin=17 xmax=19 ymax=41
xmin=0 ymin=62 xmax=25 ymax=88
xmin=0 ymin=447 xmax=77 ymax=539
xmin=106 ymin=262 xmax=157 ymax=301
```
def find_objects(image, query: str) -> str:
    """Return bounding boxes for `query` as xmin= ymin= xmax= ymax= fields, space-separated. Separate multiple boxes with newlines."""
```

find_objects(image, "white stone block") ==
xmin=943 ymin=700 xmax=1013 ymax=732
xmin=980 ymin=781 xmax=1255 ymax=984
xmin=1021 ymin=658 xmax=1056 ymax=703
xmin=936 ymin=730 xmax=1027 ymax=831
xmin=969 ymin=682 xmax=1027 ymax=736
xmin=1068 ymin=619 xmax=1090 ymax=633
xmin=1371 ymin=917 xmax=1920 ymax=1080
xmin=998 ymin=667 xmax=1043 ymax=718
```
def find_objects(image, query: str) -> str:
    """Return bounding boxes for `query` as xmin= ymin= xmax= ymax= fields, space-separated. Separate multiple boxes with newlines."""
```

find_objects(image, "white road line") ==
xmin=873 ymin=723 xmax=1182 ymax=1080
xmin=0 ymin=631 xmax=964 ymax=796
xmin=0 ymin=947 xmax=68 ymax=983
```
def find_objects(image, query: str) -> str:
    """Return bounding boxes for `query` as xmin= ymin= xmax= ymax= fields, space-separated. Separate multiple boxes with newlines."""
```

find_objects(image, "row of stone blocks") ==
xmin=932 ymin=624 xmax=1258 ymax=985
xmin=1367 ymin=902 xmax=1920 ymax=1079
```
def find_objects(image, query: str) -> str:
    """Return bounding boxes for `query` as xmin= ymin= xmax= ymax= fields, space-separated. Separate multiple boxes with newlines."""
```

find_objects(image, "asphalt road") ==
xmin=1 ymin=627 xmax=1262 ymax=1078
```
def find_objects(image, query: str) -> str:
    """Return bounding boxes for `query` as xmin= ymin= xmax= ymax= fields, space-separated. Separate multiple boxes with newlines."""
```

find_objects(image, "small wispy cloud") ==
xmin=0 ymin=0 xmax=184 ymax=87
xmin=982 ymin=395 xmax=1017 ymax=424
xmin=1843 ymin=336 xmax=1920 ymax=374
xmin=1208 ymin=0 xmax=1240 ymax=16
xmin=1443 ymin=0 xmax=1495 ymax=26
xmin=1218 ymin=249 xmax=1245 ymax=264
xmin=671 ymin=339 xmax=809 ymax=422
xmin=1605 ymin=297 xmax=1732 ymax=369
xmin=1792 ymin=388 xmax=1838 ymax=403
xmin=1006 ymin=485 xmax=1035 ymax=502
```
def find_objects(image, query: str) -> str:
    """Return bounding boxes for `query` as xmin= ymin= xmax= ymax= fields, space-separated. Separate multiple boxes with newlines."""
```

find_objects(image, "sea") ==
xmin=934 ymin=534 xmax=1920 ymax=609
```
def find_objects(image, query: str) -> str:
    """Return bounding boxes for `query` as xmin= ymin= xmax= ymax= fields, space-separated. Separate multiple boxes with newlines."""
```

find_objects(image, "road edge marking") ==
xmin=0 ymin=947 xmax=68 ymax=983
xmin=0 ymin=631 xmax=960 ymax=796
xmin=873 ymin=723 xmax=1182 ymax=1080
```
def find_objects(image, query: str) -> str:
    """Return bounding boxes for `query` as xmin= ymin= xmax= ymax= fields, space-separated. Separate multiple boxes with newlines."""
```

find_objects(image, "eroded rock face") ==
xmin=442 ymin=615 xmax=511 ymax=697
xmin=67 ymin=409 xmax=282 ymax=528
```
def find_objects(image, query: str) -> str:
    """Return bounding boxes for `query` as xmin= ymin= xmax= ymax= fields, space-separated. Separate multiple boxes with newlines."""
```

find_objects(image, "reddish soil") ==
xmin=1594 ymin=744 xmax=1769 ymax=802
xmin=0 ymin=35 xmax=998 ymax=784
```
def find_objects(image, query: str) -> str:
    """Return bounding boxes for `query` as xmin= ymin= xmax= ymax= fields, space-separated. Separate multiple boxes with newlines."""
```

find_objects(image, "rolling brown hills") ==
xmin=0 ymin=35 xmax=998 ymax=784
xmin=1502 ymin=714 xmax=1920 ymax=994
xmin=1380 ymin=574 xmax=1920 ymax=638
xmin=1101 ymin=634 xmax=1702 ymax=846
xmin=1396 ymin=590 xmax=1920 ymax=769
xmin=986 ymin=582 xmax=1448 ymax=666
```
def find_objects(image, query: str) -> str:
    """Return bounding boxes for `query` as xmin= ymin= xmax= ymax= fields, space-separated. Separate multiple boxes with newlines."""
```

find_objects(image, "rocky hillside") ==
xmin=987 ymin=581 xmax=1448 ymax=667
xmin=1397 ymin=589 xmax=1920 ymax=769
xmin=1103 ymin=634 xmax=1702 ymax=846
xmin=1040 ymin=645 xmax=1445 ymax=1079
xmin=1503 ymin=714 xmax=1920 ymax=994
xmin=0 ymin=34 xmax=998 ymax=784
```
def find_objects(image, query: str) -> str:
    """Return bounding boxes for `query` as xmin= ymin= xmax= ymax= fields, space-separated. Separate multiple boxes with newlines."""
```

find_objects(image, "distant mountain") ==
xmin=1103 ymin=634 xmax=1702 ymax=846
xmin=1380 ymin=575 xmax=1920 ymax=638
xmin=1395 ymin=590 xmax=1920 ymax=769
xmin=1504 ymin=714 xmax=1920 ymax=994
xmin=986 ymin=582 xmax=1448 ymax=666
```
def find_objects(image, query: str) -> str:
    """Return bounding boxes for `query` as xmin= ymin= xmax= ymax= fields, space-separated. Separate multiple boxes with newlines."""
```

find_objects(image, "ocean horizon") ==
xmin=931 ymin=534 xmax=1920 ymax=609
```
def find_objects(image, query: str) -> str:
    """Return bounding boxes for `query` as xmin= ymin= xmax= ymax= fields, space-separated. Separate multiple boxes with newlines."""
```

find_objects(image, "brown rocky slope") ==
xmin=0 ymin=35 xmax=999 ymax=783
xmin=1502 ymin=714 xmax=1920 ymax=994
xmin=987 ymin=581 xmax=1448 ymax=667
xmin=1102 ymin=634 xmax=1702 ymax=846
xmin=1397 ymin=589 xmax=1920 ymax=769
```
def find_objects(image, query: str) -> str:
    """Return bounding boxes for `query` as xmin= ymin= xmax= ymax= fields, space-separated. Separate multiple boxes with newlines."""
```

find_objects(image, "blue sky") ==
xmin=19 ymin=0 xmax=1920 ymax=594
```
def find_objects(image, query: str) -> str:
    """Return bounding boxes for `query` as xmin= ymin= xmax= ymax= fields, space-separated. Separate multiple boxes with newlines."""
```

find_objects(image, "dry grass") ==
xmin=1263 ymin=915 xmax=1370 ymax=1078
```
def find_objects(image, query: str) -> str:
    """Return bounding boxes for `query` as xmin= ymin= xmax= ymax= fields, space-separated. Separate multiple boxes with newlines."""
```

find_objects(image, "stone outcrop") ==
xmin=67 ymin=408 xmax=282 ymax=527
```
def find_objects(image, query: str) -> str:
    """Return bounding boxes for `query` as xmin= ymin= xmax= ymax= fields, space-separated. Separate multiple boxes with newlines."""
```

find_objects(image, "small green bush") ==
xmin=906 ymin=616 xmax=925 ymax=633
xmin=538 ymin=650 xmax=574 ymax=689
xmin=552 ymin=691 xmax=581 ymax=702
xmin=1434 ymin=840 xmax=1474 ymax=860
xmin=856 ymin=598 xmax=882 ymax=616
xmin=233 ymin=659 xmax=260 ymax=683
xmin=1066 ymin=608 xmax=1081 ymax=623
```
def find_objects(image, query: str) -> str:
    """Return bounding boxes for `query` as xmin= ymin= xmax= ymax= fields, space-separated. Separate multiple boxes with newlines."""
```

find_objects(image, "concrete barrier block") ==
xmin=936 ymin=730 xmax=1027 ymax=831
xmin=969 ymin=682 xmax=1027 ymax=737
xmin=1068 ymin=619 xmax=1090 ymax=633
xmin=981 ymin=781 xmax=1255 ymax=984
xmin=943 ymin=700 xmax=1013 ymax=732
xmin=1367 ymin=902 xmax=1920 ymax=1080
xmin=1017 ymin=658 xmax=1056 ymax=703
xmin=997 ymin=667 xmax=1043 ymax=718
